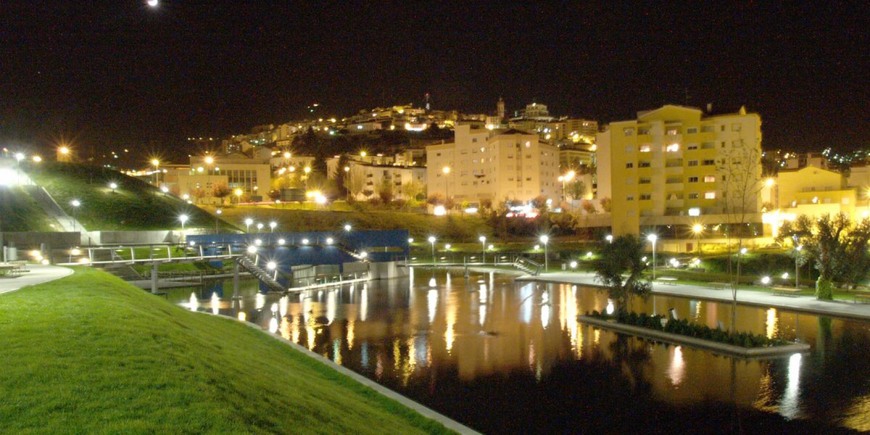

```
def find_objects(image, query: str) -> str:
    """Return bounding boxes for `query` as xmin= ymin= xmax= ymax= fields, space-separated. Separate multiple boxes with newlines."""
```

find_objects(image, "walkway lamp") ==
xmin=214 ymin=208 xmax=222 ymax=234
xmin=606 ymin=234 xmax=613 ymax=243
xmin=539 ymin=235 xmax=549 ymax=271
xmin=70 ymin=199 xmax=81 ymax=231
xmin=647 ymin=233 xmax=658 ymax=281
xmin=256 ymin=223 xmax=263 ymax=232
xmin=692 ymin=224 xmax=703 ymax=254
xmin=479 ymin=236 xmax=487 ymax=263
xmin=244 ymin=218 xmax=253 ymax=233
xmin=428 ymin=236 xmax=437 ymax=266
xmin=150 ymin=159 xmax=160 ymax=186
xmin=109 ymin=182 xmax=118 ymax=193
xmin=269 ymin=221 xmax=277 ymax=233
xmin=344 ymin=224 xmax=352 ymax=232
xmin=178 ymin=214 xmax=189 ymax=231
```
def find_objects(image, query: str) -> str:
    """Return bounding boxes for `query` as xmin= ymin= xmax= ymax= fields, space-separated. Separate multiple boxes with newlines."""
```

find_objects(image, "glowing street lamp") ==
xmin=692 ymin=224 xmax=703 ymax=254
xmin=344 ymin=224 xmax=352 ymax=232
xmin=256 ymin=223 xmax=264 ymax=232
xmin=178 ymin=214 xmax=189 ymax=231
xmin=244 ymin=218 xmax=253 ymax=233
xmin=647 ymin=234 xmax=658 ymax=282
xmin=539 ymin=235 xmax=549 ymax=271
xmin=214 ymin=208 xmax=222 ymax=234
xmin=109 ymin=182 xmax=118 ymax=193
xmin=442 ymin=166 xmax=451 ymax=209
xmin=269 ymin=221 xmax=277 ymax=233
xmin=70 ymin=199 xmax=81 ymax=231
xmin=234 ymin=188 xmax=243 ymax=204
xmin=479 ymin=235 xmax=487 ymax=263
xmin=605 ymin=234 xmax=613 ymax=243
xmin=151 ymin=159 xmax=160 ymax=186
xmin=428 ymin=236 xmax=437 ymax=266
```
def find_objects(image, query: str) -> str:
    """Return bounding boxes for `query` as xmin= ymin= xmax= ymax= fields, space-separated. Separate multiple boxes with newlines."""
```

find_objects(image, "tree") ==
xmin=567 ymin=179 xmax=585 ymax=200
xmin=778 ymin=213 xmax=870 ymax=298
xmin=593 ymin=235 xmax=651 ymax=313
xmin=377 ymin=177 xmax=394 ymax=203
xmin=212 ymin=184 xmax=231 ymax=205
xmin=717 ymin=142 xmax=762 ymax=315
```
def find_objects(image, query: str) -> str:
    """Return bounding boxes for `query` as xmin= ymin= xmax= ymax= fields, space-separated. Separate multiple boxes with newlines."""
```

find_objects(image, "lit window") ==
xmin=624 ymin=128 xmax=635 ymax=136
xmin=704 ymin=175 xmax=716 ymax=182
xmin=666 ymin=143 xmax=680 ymax=152
xmin=639 ymin=145 xmax=651 ymax=153
xmin=704 ymin=192 xmax=716 ymax=199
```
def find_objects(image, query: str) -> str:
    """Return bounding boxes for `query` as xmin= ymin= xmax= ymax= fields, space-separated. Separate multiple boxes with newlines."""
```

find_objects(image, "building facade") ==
xmin=426 ymin=124 xmax=560 ymax=206
xmin=597 ymin=105 xmax=763 ymax=236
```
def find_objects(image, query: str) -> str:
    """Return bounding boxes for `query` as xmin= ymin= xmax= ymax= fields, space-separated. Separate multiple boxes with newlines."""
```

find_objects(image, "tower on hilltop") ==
xmin=497 ymin=97 xmax=505 ymax=120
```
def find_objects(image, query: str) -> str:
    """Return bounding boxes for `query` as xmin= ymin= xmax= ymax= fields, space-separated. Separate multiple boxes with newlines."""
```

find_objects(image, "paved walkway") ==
xmin=0 ymin=264 xmax=73 ymax=295
xmin=518 ymin=271 xmax=870 ymax=321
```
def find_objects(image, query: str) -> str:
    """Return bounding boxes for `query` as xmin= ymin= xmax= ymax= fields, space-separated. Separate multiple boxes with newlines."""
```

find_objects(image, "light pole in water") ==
xmin=647 ymin=233 xmax=658 ymax=282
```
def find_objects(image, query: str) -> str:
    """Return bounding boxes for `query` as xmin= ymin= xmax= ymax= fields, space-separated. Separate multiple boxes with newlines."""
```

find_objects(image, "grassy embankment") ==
xmin=0 ymin=185 xmax=56 ymax=231
xmin=25 ymin=162 xmax=235 ymax=232
xmin=0 ymin=268 xmax=453 ymax=434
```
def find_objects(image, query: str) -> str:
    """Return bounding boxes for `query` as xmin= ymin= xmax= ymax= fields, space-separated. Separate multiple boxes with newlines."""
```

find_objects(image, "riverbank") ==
xmin=517 ymin=271 xmax=870 ymax=321
xmin=0 ymin=267 xmax=463 ymax=433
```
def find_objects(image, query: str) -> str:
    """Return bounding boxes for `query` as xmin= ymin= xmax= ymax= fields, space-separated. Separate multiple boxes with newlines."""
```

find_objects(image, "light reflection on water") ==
xmin=172 ymin=270 xmax=870 ymax=432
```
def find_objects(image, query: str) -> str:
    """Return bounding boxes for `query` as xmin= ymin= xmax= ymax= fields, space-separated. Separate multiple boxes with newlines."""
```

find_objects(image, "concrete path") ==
xmin=518 ymin=271 xmax=870 ymax=321
xmin=0 ymin=264 xmax=74 ymax=295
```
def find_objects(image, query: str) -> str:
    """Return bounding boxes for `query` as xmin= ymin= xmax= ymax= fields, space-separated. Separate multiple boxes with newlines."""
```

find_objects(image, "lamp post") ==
xmin=539 ymin=235 xmax=549 ymax=271
xmin=479 ymin=235 xmax=487 ymax=264
xmin=214 ymin=208 xmax=222 ymax=234
xmin=442 ymin=166 xmax=451 ymax=212
xmin=269 ymin=221 xmax=277 ymax=233
xmin=428 ymin=236 xmax=436 ymax=266
xmin=70 ymin=199 xmax=81 ymax=231
xmin=256 ymin=223 xmax=263 ymax=233
xmin=179 ymin=214 xmax=188 ymax=231
xmin=151 ymin=159 xmax=160 ymax=186
xmin=606 ymin=234 xmax=613 ymax=243
xmin=795 ymin=244 xmax=802 ymax=288
xmin=692 ymin=224 xmax=703 ymax=255
xmin=109 ymin=182 xmax=118 ymax=193
xmin=244 ymin=218 xmax=253 ymax=233
xmin=647 ymin=234 xmax=658 ymax=282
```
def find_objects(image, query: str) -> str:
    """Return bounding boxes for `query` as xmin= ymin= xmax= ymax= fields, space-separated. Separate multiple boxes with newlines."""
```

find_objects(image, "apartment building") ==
xmin=426 ymin=124 xmax=560 ymax=206
xmin=597 ymin=105 xmax=763 ymax=236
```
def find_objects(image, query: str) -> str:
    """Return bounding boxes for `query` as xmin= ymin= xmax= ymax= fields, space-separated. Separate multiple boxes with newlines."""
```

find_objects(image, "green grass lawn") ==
xmin=0 ymin=186 xmax=56 ymax=231
xmin=0 ymin=268 xmax=453 ymax=434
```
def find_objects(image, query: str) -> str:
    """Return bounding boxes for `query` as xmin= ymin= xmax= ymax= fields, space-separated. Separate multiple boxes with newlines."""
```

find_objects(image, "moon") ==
xmin=147 ymin=0 xmax=159 ymax=7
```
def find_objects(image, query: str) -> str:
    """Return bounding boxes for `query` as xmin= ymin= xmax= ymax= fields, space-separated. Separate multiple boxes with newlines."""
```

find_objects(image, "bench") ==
xmin=0 ymin=263 xmax=26 ymax=278
xmin=853 ymin=292 xmax=870 ymax=304
xmin=773 ymin=286 xmax=801 ymax=296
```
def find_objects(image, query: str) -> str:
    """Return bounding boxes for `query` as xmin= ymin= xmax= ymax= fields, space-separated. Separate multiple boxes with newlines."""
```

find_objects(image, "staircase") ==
xmin=514 ymin=257 xmax=542 ymax=276
xmin=235 ymin=256 xmax=285 ymax=292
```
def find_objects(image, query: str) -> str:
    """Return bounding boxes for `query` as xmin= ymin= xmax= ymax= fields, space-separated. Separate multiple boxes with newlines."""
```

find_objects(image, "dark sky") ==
xmin=1 ymin=1 xmax=867 ymax=161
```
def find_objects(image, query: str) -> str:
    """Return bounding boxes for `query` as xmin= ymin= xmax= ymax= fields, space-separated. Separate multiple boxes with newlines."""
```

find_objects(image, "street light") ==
xmin=244 ymin=218 xmax=253 ymax=233
xmin=795 ymin=244 xmax=802 ymax=288
xmin=70 ymin=199 xmax=81 ymax=231
xmin=269 ymin=221 xmax=277 ymax=233
xmin=647 ymin=234 xmax=658 ymax=282
xmin=560 ymin=170 xmax=575 ymax=201
xmin=605 ymin=234 xmax=613 ymax=243
xmin=344 ymin=224 xmax=352 ymax=232
xmin=539 ymin=235 xmax=549 ymax=271
xmin=214 ymin=208 xmax=222 ymax=234
xmin=479 ymin=235 xmax=487 ymax=263
xmin=151 ymin=159 xmax=160 ymax=186
xmin=256 ymin=223 xmax=264 ymax=232
xmin=692 ymin=224 xmax=703 ymax=254
xmin=442 ymin=166 xmax=451 ymax=211
xmin=234 ymin=188 xmax=243 ymax=204
xmin=109 ymin=182 xmax=118 ymax=193
xmin=178 ymin=214 xmax=189 ymax=231
xmin=428 ymin=236 xmax=437 ymax=266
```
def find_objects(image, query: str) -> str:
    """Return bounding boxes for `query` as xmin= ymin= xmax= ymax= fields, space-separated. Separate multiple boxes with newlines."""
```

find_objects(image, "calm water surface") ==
xmin=172 ymin=270 xmax=870 ymax=433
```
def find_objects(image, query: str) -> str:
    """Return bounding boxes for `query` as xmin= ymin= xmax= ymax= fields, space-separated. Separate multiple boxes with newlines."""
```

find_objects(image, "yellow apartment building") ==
xmin=597 ymin=105 xmax=763 ymax=236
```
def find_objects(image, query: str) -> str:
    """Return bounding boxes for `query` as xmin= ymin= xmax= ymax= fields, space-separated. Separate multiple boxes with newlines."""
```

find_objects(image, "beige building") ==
xmin=426 ymin=124 xmax=560 ymax=206
xmin=597 ymin=105 xmax=763 ymax=236
xmin=176 ymin=151 xmax=272 ymax=203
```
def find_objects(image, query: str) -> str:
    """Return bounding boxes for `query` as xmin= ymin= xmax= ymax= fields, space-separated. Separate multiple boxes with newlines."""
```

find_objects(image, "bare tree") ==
xmin=717 ymin=141 xmax=762 ymax=329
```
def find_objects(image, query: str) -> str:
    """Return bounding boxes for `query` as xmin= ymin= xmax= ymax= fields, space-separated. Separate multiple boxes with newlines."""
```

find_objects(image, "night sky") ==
xmin=1 ymin=1 xmax=867 ymax=161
